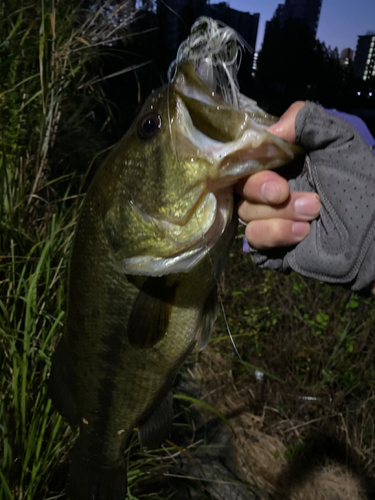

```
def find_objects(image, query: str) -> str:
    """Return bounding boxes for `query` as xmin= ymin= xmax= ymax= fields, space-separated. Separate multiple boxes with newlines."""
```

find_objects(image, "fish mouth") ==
xmin=174 ymin=62 xmax=301 ymax=187
xmin=173 ymin=62 xmax=248 ymax=144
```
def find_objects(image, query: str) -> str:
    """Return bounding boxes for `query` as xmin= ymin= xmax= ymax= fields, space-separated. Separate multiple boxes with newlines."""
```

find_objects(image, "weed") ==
xmin=0 ymin=1 xmax=143 ymax=498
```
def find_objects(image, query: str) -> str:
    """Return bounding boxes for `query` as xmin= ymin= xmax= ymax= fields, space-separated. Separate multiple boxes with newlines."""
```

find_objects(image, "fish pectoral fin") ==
xmin=138 ymin=392 xmax=174 ymax=451
xmin=196 ymin=285 xmax=219 ymax=351
xmin=127 ymin=276 xmax=177 ymax=349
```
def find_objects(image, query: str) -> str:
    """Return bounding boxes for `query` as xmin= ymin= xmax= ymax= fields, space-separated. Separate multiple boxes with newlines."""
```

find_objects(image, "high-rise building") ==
xmin=270 ymin=0 xmax=322 ymax=37
xmin=353 ymin=32 xmax=375 ymax=80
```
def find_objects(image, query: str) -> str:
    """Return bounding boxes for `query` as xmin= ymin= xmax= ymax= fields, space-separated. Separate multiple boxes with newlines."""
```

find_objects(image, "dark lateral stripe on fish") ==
xmin=99 ymin=320 xmax=125 ymax=364
xmin=86 ymin=375 xmax=118 ymax=460
xmin=87 ymin=319 xmax=127 ymax=458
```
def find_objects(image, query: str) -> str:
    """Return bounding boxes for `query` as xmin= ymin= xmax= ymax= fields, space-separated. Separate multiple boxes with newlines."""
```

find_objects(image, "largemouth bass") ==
xmin=50 ymin=19 xmax=301 ymax=500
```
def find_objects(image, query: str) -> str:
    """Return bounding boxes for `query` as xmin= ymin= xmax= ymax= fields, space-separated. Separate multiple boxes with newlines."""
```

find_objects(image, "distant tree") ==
xmin=255 ymin=17 xmax=316 ymax=114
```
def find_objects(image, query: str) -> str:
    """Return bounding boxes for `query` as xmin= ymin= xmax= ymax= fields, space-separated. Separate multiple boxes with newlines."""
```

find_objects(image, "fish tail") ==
xmin=66 ymin=455 xmax=127 ymax=500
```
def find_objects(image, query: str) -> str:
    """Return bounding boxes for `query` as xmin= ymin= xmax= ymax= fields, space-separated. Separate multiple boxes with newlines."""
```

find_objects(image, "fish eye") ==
xmin=138 ymin=113 xmax=161 ymax=139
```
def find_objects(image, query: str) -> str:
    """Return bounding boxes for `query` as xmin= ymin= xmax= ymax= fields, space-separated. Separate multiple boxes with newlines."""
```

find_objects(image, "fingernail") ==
xmin=260 ymin=181 xmax=280 ymax=203
xmin=292 ymin=222 xmax=310 ymax=239
xmin=295 ymin=195 xmax=321 ymax=218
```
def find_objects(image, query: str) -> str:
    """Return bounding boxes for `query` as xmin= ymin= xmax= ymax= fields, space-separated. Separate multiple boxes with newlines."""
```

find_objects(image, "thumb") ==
xmin=267 ymin=101 xmax=305 ymax=143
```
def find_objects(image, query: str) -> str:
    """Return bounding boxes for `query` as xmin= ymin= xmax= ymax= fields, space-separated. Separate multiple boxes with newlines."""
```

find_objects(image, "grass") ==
xmin=0 ymin=212 xmax=77 ymax=499
xmin=218 ymin=228 xmax=375 ymax=413
xmin=0 ymin=2 xmax=83 ymax=496
xmin=192 ymin=228 xmax=375 ymax=490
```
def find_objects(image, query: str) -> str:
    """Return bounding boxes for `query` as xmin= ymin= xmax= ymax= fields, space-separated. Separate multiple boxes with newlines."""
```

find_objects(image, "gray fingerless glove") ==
xmin=248 ymin=101 xmax=375 ymax=291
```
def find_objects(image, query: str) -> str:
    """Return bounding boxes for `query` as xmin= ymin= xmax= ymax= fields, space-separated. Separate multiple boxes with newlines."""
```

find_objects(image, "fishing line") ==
xmin=166 ymin=81 xmax=175 ymax=158
xmin=219 ymin=296 xmax=245 ymax=363
xmin=167 ymin=18 xmax=330 ymax=402
xmin=168 ymin=19 xmax=310 ymax=391
xmin=168 ymin=17 xmax=251 ymax=360
xmin=172 ymin=16 xmax=251 ymax=108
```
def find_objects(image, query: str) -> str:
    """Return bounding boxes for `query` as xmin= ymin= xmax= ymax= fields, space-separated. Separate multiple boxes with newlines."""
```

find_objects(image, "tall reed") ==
xmin=0 ymin=1 xmax=139 ymax=497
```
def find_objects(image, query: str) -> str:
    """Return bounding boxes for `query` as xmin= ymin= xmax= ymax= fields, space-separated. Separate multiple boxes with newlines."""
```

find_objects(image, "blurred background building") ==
xmin=266 ymin=0 xmax=322 ymax=37
xmin=353 ymin=32 xmax=375 ymax=80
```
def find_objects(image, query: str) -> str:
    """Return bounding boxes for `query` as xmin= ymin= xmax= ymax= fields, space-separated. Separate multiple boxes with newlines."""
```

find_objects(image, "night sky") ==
xmin=211 ymin=0 xmax=375 ymax=54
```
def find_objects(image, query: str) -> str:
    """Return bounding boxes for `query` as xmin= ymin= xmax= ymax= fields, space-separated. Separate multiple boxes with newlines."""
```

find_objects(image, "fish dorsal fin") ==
xmin=197 ymin=285 xmax=219 ymax=351
xmin=138 ymin=392 xmax=174 ymax=451
xmin=128 ymin=276 xmax=177 ymax=349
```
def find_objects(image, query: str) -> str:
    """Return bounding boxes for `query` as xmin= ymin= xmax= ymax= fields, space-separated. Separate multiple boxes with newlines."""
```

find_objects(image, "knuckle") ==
xmin=246 ymin=219 xmax=298 ymax=249
xmin=246 ymin=220 xmax=276 ymax=248
xmin=270 ymin=222 xmax=291 ymax=246
xmin=245 ymin=221 xmax=263 ymax=247
xmin=237 ymin=201 xmax=249 ymax=221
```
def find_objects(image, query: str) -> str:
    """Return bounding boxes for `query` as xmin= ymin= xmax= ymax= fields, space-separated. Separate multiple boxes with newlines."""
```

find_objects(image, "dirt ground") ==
xmin=181 ymin=230 xmax=375 ymax=500
xmin=188 ymin=349 xmax=372 ymax=500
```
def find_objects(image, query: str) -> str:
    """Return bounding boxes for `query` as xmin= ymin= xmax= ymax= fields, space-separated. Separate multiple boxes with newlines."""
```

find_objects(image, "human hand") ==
xmin=243 ymin=100 xmax=375 ymax=292
xmin=237 ymin=102 xmax=321 ymax=250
